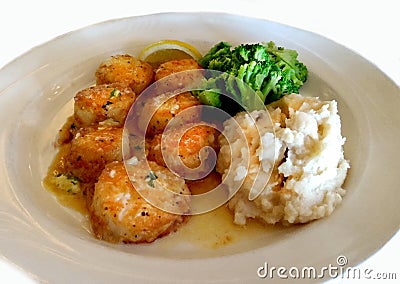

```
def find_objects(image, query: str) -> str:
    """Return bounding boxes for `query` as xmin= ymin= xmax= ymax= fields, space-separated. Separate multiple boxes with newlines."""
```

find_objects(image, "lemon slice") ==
xmin=138 ymin=39 xmax=202 ymax=68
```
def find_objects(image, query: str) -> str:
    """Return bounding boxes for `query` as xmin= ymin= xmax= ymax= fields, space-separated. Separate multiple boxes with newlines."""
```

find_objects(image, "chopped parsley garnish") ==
xmin=145 ymin=171 xmax=158 ymax=188
xmin=53 ymin=174 xmax=81 ymax=194
xmin=69 ymin=176 xmax=79 ymax=185
xmin=109 ymin=88 xmax=121 ymax=98
xmin=102 ymin=101 xmax=113 ymax=109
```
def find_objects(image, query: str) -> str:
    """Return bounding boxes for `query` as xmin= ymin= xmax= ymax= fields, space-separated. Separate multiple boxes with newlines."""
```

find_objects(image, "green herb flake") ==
xmin=145 ymin=171 xmax=158 ymax=188
xmin=109 ymin=88 xmax=121 ymax=99
xmin=69 ymin=176 xmax=79 ymax=185
xmin=102 ymin=101 xmax=113 ymax=109
xmin=53 ymin=174 xmax=81 ymax=194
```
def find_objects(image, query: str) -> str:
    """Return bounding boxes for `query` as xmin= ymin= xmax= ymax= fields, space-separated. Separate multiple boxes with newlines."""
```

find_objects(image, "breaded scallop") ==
xmin=66 ymin=126 xmax=124 ymax=183
xmin=155 ymin=59 xmax=203 ymax=91
xmin=145 ymin=92 xmax=202 ymax=137
xmin=89 ymin=161 xmax=190 ymax=243
xmin=148 ymin=123 xmax=220 ymax=174
xmin=74 ymin=83 xmax=136 ymax=128
xmin=95 ymin=54 xmax=154 ymax=95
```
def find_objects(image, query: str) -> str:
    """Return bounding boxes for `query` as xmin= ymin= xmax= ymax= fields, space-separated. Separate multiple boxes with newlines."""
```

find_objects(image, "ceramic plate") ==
xmin=0 ymin=12 xmax=399 ymax=283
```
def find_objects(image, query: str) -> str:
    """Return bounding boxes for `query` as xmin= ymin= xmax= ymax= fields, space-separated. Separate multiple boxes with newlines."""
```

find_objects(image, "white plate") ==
xmin=0 ymin=12 xmax=399 ymax=283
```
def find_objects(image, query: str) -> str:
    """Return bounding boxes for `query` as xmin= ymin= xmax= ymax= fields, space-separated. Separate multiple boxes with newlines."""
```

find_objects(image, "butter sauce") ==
xmin=43 ymin=147 xmax=273 ymax=249
xmin=43 ymin=144 xmax=88 ymax=214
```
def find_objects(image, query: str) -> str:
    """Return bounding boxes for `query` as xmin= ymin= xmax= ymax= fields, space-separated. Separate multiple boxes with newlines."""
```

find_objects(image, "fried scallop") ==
xmin=148 ymin=123 xmax=220 ymax=175
xmin=95 ymin=54 xmax=154 ymax=95
xmin=130 ymin=59 xmax=204 ymax=137
xmin=66 ymin=126 xmax=125 ymax=183
xmin=74 ymin=83 xmax=136 ymax=128
xmin=89 ymin=161 xmax=190 ymax=243
xmin=145 ymin=92 xmax=202 ymax=137
xmin=155 ymin=58 xmax=203 ymax=90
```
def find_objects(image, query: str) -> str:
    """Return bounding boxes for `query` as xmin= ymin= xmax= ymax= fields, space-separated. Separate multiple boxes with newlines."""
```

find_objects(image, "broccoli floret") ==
xmin=233 ymin=43 xmax=270 ymax=63
xmin=261 ymin=64 xmax=282 ymax=100
xmin=197 ymin=90 xmax=222 ymax=107
xmin=198 ymin=42 xmax=232 ymax=71
xmin=264 ymin=41 xmax=308 ymax=91
xmin=196 ymin=40 xmax=308 ymax=113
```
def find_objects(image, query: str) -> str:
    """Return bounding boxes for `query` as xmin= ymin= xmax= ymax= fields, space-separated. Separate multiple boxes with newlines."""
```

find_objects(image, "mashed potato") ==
xmin=216 ymin=93 xmax=350 ymax=225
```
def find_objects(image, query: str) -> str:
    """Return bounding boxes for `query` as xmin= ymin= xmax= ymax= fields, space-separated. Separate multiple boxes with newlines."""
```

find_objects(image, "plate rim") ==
xmin=1 ymin=11 xmax=400 ymax=283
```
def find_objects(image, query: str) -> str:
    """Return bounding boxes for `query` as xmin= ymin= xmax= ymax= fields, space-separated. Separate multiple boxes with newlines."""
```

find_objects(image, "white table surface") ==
xmin=1 ymin=0 xmax=399 ymax=283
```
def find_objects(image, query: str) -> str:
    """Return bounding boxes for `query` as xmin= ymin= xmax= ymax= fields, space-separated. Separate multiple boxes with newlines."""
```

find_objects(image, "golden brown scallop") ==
xmin=148 ymin=122 xmax=220 ymax=176
xmin=155 ymin=58 xmax=203 ymax=91
xmin=66 ymin=126 xmax=125 ymax=183
xmin=155 ymin=58 xmax=202 ymax=81
xmin=89 ymin=161 xmax=190 ymax=243
xmin=129 ymin=59 xmax=204 ymax=137
xmin=144 ymin=92 xmax=202 ymax=137
xmin=74 ymin=83 xmax=136 ymax=128
xmin=95 ymin=54 xmax=154 ymax=95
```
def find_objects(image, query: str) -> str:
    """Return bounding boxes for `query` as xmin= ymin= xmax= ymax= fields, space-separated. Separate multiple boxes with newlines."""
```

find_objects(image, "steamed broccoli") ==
xmin=196 ymin=40 xmax=308 ymax=113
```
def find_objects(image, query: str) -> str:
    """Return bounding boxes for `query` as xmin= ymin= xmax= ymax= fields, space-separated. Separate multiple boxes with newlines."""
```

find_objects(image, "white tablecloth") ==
xmin=1 ymin=0 xmax=399 ymax=283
